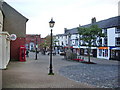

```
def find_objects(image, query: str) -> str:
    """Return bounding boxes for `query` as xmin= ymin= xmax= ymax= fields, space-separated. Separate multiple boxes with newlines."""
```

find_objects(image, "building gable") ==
xmin=2 ymin=2 xmax=28 ymax=37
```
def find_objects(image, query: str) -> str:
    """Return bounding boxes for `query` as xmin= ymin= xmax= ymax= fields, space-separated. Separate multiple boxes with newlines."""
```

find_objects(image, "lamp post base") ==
xmin=48 ymin=69 xmax=54 ymax=75
xmin=48 ymin=72 xmax=54 ymax=75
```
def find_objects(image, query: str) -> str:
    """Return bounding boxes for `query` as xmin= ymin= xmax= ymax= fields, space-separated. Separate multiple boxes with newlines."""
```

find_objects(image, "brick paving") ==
xmin=2 ymin=52 xmax=96 ymax=88
xmin=60 ymin=55 xmax=120 ymax=88
xmin=59 ymin=63 xmax=119 ymax=88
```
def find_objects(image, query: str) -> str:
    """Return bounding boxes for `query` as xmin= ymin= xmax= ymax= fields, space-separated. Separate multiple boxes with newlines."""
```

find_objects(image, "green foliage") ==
xmin=39 ymin=35 xmax=56 ymax=49
xmin=77 ymin=25 xmax=105 ymax=62
xmin=70 ymin=53 xmax=77 ymax=59
xmin=78 ymin=25 xmax=104 ymax=47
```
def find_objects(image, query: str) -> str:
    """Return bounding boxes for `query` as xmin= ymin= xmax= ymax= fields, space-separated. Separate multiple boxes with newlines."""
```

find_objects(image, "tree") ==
xmin=39 ymin=35 xmax=55 ymax=51
xmin=77 ymin=25 xmax=104 ymax=63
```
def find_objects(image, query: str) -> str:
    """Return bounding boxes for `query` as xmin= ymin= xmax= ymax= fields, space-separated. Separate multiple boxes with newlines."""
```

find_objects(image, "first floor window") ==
xmin=115 ymin=37 xmax=120 ymax=46
xmin=115 ymin=27 xmax=120 ymax=33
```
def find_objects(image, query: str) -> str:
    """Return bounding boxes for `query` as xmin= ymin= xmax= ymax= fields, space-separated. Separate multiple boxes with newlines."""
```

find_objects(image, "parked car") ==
xmin=47 ymin=50 xmax=56 ymax=55
xmin=59 ymin=50 xmax=66 ymax=56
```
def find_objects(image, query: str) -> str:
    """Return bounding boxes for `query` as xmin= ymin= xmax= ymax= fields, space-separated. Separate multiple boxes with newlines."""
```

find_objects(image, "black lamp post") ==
xmin=35 ymin=35 xmax=38 ymax=60
xmin=48 ymin=18 xmax=55 ymax=75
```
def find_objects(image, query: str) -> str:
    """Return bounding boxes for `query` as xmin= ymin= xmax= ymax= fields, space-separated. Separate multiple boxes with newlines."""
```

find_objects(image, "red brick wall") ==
xmin=26 ymin=34 xmax=41 ymax=50
xmin=10 ymin=37 xmax=26 ymax=60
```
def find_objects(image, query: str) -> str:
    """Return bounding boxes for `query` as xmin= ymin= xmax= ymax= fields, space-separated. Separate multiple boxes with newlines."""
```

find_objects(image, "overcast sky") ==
xmin=4 ymin=0 xmax=119 ymax=38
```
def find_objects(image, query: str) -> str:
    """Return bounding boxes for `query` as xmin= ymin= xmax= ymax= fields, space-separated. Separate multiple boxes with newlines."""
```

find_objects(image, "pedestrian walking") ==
xmin=26 ymin=50 xmax=29 ymax=57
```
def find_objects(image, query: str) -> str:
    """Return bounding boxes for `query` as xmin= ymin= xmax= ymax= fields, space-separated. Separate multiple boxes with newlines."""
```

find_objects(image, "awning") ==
xmin=64 ymin=46 xmax=73 ymax=48
xmin=98 ymin=47 xmax=108 ymax=49
xmin=80 ymin=46 xmax=97 ymax=49
xmin=111 ymin=47 xmax=120 ymax=50
xmin=73 ymin=46 xmax=80 ymax=48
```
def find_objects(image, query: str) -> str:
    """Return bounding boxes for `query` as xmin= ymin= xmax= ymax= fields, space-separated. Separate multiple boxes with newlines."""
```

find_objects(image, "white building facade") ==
xmin=97 ymin=17 xmax=120 ymax=60
xmin=55 ymin=16 xmax=120 ymax=61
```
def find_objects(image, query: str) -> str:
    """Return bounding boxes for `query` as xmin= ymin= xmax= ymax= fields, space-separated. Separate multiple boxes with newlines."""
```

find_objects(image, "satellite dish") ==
xmin=10 ymin=34 xmax=17 ymax=41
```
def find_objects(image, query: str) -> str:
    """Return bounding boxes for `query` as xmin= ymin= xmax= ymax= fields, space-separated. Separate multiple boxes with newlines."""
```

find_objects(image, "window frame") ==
xmin=115 ymin=27 xmax=120 ymax=33
xmin=115 ymin=37 xmax=120 ymax=46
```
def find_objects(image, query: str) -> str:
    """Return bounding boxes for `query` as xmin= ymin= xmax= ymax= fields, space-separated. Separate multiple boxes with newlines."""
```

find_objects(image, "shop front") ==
xmin=79 ymin=46 xmax=97 ymax=57
xmin=72 ymin=46 xmax=80 ymax=55
xmin=110 ymin=47 xmax=120 ymax=61
xmin=97 ymin=47 xmax=110 ymax=60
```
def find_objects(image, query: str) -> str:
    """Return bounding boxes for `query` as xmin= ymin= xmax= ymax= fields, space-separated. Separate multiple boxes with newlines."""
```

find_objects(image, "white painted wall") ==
xmin=71 ymin=34 xmax=76 ymax=39
xmin=55 ymin=36 xmax=59 ymax=46
xmin=0 ymin=10 xmax=10 ymax=69
xmin=107 ymin=28 xmax=116 ymax=46
xmin=0 ymin=10 xmax=3 ymax=70
xmin=70 ymin=34 xmax=79 ymax=46
xmin=0 ymin=10 xmax=3 ymax=89
xmin=63 ymin=35 xmax=67 ymax=46
xmin=58 ymin=35 xmax=67 ymax=46
xmin=0 ymin=33 xmax=10 ymax=69
xmin=0 ymin=10 xmax=3 ymax=32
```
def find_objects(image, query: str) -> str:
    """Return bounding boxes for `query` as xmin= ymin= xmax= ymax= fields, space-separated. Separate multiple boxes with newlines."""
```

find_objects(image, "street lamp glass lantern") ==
xmin=49 ymin=18 xmax=55 ymax=28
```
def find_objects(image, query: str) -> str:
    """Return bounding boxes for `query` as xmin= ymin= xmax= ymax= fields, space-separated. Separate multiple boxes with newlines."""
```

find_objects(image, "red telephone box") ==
xmin=19 ymin=45 xmax=26 ymax=62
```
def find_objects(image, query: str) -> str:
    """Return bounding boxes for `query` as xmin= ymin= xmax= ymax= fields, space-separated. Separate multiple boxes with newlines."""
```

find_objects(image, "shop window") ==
xmin=103 ymin=29 xmax=107 ymax=35
xmin=99 ymin=49 xmax=108 ymax=57
xmin=116 ymin=52 xmax=119 ymax=57
xmin=84 ymin=49 xmax=88 ymax=55
xmin=111 ymin=50 xmax=115 ymax=58
xmin=103 ymin=49 xmax=105 ymax=57
xmin=99 ymin=49 xmax=102 ymax=56
xmin=105 ymin=49 xmax=108 ymax=57
xmin=102 ymin=49 xmax=108 ymax=57
xmin=75 ymin=39 xmax=78 ymax=46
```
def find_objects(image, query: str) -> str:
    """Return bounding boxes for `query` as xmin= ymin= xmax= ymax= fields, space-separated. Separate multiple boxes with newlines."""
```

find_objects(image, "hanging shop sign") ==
xmin=10 ymin=34 xmax=17 ymax=41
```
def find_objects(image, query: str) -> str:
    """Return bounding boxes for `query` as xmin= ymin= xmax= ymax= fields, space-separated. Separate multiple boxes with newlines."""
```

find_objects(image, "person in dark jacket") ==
xmin=26 ymin=50 xmax=29 ymax=57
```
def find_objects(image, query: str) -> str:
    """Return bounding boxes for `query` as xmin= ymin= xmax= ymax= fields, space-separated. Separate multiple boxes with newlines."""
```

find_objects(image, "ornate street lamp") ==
xmin=48 ymin=18 xmax=55 ymax=75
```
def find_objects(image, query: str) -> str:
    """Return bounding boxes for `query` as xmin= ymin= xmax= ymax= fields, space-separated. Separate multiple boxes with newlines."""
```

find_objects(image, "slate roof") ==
xmin=83 ymin=16 xmax=120 ymax=28
xmin=56 ymin=33 xmax=66 ymax=36
xmin=65 ymin=28 xmax=78 ymax=35
xmin=65 ymin=16 xmax=120 ymax=34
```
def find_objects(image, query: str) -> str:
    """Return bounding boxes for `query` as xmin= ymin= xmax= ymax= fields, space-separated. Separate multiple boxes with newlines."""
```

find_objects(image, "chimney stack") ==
xmin=91 ymin=17 xmax=96 ymax=24
xmin=64 ymin=28 xmax=67 ymax=33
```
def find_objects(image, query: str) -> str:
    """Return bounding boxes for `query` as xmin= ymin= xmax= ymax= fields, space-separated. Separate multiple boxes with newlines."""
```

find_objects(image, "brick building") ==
xmin=2 ymin=2 xmax=28 ymax=61
xmin=0 ymin=0 xmax=28 ymax=69
xmin=26 ymin=34 xmax=41 ymax=51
